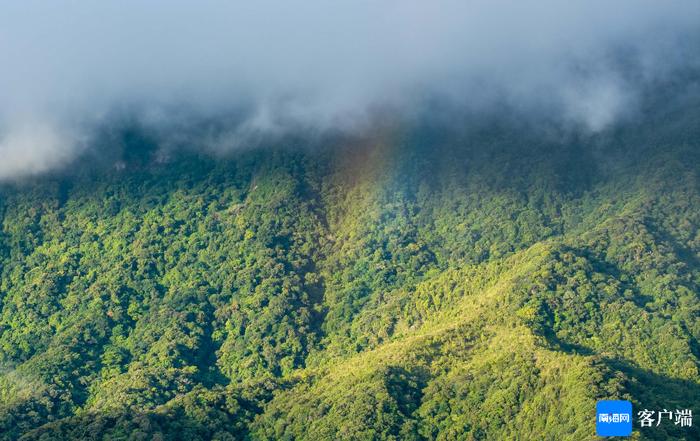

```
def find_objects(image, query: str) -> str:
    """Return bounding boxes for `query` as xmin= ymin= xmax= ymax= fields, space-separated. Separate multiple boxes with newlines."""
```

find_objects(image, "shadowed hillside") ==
xmin=0 ymin=90 xmax=699 ymax=440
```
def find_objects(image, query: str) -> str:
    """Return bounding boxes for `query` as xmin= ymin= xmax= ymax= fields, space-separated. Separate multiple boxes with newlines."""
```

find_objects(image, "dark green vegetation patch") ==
xmin=0 ymin=96 xmax=698 ymax=440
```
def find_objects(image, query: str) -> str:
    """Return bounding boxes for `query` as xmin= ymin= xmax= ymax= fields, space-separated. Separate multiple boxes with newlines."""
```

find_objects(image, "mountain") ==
xmin=0 ymin=89 xmax=698 ymax=440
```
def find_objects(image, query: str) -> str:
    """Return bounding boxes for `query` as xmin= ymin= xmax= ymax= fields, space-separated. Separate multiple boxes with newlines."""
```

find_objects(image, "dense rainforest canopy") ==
xmin=0 ymin=87 xmax=698 ymax=440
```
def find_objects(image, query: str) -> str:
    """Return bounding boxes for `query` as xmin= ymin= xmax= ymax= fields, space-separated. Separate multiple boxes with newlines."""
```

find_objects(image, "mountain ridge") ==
xmin=0 ymin=96 xmax=698 ymax=439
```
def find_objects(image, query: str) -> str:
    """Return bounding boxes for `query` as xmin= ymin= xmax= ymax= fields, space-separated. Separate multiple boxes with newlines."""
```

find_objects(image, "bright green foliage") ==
xmin=0 ymin=94 xmax=699 ymax=440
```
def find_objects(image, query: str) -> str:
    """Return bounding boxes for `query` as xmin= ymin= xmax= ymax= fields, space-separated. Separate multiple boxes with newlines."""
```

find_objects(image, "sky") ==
xmin=0 ymin=0 xmax=698 ymax=179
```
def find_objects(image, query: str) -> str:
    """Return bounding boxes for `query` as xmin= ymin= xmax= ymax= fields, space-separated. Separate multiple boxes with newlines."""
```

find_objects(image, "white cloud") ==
xmin=0 ymin=0 xmax=698 ymax=177
xmin=0 ymin=120 xmax=81 ymax=180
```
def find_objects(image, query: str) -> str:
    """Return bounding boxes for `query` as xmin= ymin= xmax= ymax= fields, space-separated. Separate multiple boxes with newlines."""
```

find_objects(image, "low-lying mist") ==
xmin=0 ymin=0 xmax=698 ymax=180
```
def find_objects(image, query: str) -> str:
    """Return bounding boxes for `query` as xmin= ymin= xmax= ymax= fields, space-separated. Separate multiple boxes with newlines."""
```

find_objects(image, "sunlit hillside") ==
xmin=0 ymin=86 xmax=698 ymax=440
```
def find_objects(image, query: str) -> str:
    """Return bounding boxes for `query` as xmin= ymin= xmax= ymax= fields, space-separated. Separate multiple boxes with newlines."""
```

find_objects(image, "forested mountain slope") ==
xmin=0 ymin=92 xmax=698 ymax=440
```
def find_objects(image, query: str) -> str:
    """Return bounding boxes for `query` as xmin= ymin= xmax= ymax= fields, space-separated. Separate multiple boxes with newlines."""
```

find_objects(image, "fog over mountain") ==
xmin=0 ymin=0 xmax=698 ymax=179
